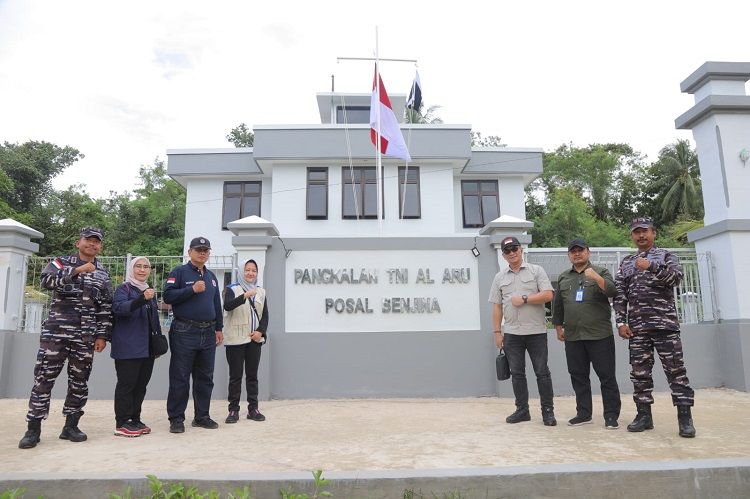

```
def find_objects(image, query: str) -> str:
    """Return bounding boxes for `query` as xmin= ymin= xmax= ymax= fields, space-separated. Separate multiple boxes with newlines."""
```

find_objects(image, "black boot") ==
xmin=677 ymin=406 xmax=696 ymax=438
xmin=626 ymin=403 xmax=654 ymax=432
xmin=18 ymin=419 xmax=42 ymax=449
xmin=59 ymin=412 xmax=87 ymax=442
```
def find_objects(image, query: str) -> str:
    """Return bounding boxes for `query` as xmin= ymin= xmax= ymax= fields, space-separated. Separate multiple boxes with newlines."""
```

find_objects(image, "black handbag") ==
xmin=146 ymin=303 xmax=169 ymax=357
xmin=496 ymin=348 xmax=510 ymax=381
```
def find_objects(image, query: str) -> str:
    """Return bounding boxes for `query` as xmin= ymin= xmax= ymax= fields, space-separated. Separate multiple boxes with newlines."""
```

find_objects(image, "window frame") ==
xmin=221 ymin=181 xmax=262 ymax=229
xmin=397 ymin=166 xmax=421 ymax=219
xmin=335 ymin=105 xmax=370 ymax=124
xmin=306 ymin=167 xmax=329 ymax=220
xmin=461 ymin=180 xmax=499 ymax=228
xmin=341 ymin=166 xmax=384 ymax=220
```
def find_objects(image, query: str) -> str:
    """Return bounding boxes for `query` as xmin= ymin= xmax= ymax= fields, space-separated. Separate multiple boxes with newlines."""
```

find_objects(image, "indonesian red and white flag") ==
xmin=370 ymin=66 xmax=412 ymax=162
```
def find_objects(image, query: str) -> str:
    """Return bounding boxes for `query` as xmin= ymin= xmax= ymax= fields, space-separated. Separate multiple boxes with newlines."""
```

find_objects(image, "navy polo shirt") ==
xmin=163 ymin=261 xmax=223 ymax=330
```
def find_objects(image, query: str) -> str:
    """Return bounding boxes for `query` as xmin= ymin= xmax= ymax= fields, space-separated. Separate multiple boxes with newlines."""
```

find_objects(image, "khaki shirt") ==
xmin=488 ymin=262 xmax=553 ymax=335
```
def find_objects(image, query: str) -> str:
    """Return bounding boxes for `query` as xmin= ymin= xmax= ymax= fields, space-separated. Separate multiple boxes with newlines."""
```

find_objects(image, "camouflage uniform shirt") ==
xmin=41 ymin=254 xmax=114 ymax=340
xmin=613 ymin=247 xmax=683 ymax=333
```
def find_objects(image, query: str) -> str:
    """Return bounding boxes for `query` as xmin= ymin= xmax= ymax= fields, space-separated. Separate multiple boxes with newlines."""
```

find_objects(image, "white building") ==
xmin=164 ymin=89 xmax=543 ymax=399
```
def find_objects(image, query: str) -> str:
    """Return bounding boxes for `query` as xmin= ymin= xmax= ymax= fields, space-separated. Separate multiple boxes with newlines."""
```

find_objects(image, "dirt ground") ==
xmin=3 ymin=388 xmax=750 ymax=474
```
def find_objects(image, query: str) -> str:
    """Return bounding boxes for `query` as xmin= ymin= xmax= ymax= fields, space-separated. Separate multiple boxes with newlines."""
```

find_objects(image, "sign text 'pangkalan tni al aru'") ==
xmin=293 ymin=267 xmax=471 ymax=314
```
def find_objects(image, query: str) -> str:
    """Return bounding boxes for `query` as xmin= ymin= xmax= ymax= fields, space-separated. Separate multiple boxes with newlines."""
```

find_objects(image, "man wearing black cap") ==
xmin=488 ymin=236 xmax=556 ymax=426
xmin=614 ymin=217 xmax=696 ymax=438
xmin=552 ymin=239 xmax=621 ymax=429
xmin=19 ymin=227 xmax=113 ymax=449
xmin=163 ymin=236 xmax=224 ymax=433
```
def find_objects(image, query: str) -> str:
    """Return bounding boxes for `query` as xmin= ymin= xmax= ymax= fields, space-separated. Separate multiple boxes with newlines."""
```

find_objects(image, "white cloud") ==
xmin=1 ymin=0 xmax=749 ymax=197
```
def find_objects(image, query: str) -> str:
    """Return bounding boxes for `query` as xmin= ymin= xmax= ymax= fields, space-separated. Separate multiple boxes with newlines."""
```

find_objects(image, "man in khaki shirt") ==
xmin=488 ymin=237 xmax=555 ymax=426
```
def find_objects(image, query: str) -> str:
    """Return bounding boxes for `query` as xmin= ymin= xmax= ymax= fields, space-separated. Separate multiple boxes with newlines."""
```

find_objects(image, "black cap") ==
xmin=567 ymin=238 xmax=588 ymax=251
xmin=630 ymin=217 xmax=654 ymax=232
xmin=80 ymin=227 xmax=104 ymax=241
xmin=189 ymin=236 xmax=211 ymax=250
xmin=500 ymin=236 xmax=521 ymax=251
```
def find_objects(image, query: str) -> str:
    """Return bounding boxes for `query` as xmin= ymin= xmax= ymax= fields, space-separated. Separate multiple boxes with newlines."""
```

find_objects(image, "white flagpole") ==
xmin=375 ymin=27 xmax=383 ymax=235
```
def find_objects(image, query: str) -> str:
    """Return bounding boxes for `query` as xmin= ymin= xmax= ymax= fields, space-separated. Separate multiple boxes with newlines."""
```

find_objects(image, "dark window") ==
xmin=306 ymin=168 xmax=328 ymax=219
xmin=336 ymin=106 xmax=370 ymax=124
xmin=461 ymin=180 xmax=499 ymax=228
xmin=222 ymin=181 xmax=261 ymax=229
xmin=398 ymin=167 xmax=421 ymax=219
xmin=342 ymin=167 xmax=382 ymax=219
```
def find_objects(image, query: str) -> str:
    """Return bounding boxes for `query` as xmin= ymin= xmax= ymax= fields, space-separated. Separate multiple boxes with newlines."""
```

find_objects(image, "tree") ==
xmin=104 ymin=159 xmax=186 ymax=255
xmin=0 ymin=141 xmax=83 ymax=213
xmin=405 ymin=104 xmax=443 ymax=124
xmin=470 ymin=132 xmax=505 ymax=147
xmin=532 ymin=143 xmax=646 ymax=224
xmin=226 ymin=123 xmax=254 ymax=147
xmin=530 ymin=187 xmax=629 ymax=248
xmin=648 ymin=139 xmax=702 ymax=223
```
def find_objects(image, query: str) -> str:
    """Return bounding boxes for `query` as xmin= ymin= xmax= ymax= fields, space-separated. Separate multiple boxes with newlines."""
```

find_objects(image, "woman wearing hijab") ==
xmin=223 ymin=259 xmax=268 ymax=423
xmin=111 ymin=256 xmax=162 ymax=437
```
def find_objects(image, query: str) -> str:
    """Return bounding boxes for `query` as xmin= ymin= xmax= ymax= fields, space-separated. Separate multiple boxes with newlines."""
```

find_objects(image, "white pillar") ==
xmin=676 ymin=62 xmax=750 ymax=322
xmin=0 ymin=219 xmax=43 ymax=332
xmin=226 ymin=215 xmax=280 ymax=401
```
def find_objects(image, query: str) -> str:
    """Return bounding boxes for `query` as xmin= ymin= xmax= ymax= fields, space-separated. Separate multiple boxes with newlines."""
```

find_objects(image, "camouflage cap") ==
xmin=629 ymin=217 xmax=654 ymax=232
xmin=80 ymin=227 xmax=104 ymax=241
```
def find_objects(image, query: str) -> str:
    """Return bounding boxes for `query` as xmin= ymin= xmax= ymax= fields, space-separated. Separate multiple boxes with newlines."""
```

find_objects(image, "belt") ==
xmin=174 ymin=317 xmax=216 ymax=329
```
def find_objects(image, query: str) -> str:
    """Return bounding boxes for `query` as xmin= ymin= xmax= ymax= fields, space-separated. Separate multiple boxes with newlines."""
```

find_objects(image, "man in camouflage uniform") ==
xmin=614 ymin=217 xmax=696 ymax=438
xmin=18 ymin=227 xmax=113 ymax=449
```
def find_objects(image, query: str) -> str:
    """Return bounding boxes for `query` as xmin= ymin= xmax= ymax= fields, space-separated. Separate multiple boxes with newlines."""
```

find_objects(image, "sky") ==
xmin=1 ymin=0 xmax=749 ymax=199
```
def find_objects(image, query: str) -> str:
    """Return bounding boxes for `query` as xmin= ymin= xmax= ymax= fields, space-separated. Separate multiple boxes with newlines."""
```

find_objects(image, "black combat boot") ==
xmin=677 ymin=405 xmax=696 ymax=438
xmin=59 ymin=412 xmax=87 ymax=442
xmin=18 ymin=419 xmax=42 ymax=449
xmin=626 ymin=403 xmax=654 ymax=432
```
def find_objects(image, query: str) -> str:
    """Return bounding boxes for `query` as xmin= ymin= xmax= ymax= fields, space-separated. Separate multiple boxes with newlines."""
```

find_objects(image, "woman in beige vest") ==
xmin=222 ymin=259 xmax=268 ymax=423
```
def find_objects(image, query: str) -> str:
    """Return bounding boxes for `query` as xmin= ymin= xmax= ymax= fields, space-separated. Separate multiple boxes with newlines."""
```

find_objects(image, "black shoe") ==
xmin=59 ymin=413 xmax=87 ymax=442
xmin=567 ymin=414 xmax=593 ymax=426
xmin=627 ymin=403 xmax=654 ymax=432
xmin=505 ymin=407 xmax=531 ymax=424
xmin=133 ymin=420 xmax=151 ymax=434
xmin=225 ymin=410 xmax=239 ymax=424
xmin=19 ymin=419 xmax=42 ymax=449
xmin=169 ymin=421 xmax=185 ymax=434
xmin=247 ymin=408 xmax=266 ymax=421
xmin=677 ymin=406 xmax=696 ymax=438
xmin=192 ymin=417 xmax=219 ymax=429
xmin=542 ymin=407 xmax=557 ymax=427
xmin=604 ymin=417 xmax=619 ymax=430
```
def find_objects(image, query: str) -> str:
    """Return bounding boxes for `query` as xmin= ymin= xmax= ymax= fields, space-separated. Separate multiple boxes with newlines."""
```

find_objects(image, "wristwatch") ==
xmin=522 ymin=295 xmax=528 ymax=304
xmin=616 ymin=323 xmax=626 ymax=328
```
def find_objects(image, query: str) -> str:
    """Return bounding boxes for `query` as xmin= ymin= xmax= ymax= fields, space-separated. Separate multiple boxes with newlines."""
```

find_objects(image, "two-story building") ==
xmin=166 ymin=90 xmax=543 ymax=399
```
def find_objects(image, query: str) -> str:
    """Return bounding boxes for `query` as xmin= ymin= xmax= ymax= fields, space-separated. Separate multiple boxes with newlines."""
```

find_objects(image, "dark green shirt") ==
xmin=552 ymin=263 xmax=616 ymax=341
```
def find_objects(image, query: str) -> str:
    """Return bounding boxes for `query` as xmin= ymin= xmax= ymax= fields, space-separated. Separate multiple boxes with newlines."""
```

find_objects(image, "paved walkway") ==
xmin=3 ymin=388 xmax=750 ymax=475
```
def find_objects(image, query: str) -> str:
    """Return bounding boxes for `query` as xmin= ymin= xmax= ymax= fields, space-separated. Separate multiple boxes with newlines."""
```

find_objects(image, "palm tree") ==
xmin=405 ymin=104 xmax=443 ymax=124
xmin=651 ymin=139 xmax=702 ymax=221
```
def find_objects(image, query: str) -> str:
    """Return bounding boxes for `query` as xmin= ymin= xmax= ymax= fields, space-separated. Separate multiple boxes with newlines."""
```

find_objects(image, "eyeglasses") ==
xmin=191 ymin=248 xmax=210 ymax=254
xmin=134 ymin=264 xmax=151 ymax=269
xmin=502 ymin=246 xmax=520 ymax=255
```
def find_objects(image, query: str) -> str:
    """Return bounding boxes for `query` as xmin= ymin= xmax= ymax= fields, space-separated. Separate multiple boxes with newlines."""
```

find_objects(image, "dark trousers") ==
xmin=167 ymin=322 xmax=216 ymax=423
xmin=225 ymin=342 xmax=262 ymax=412
xmin=114 ymin=357 xmax=155 ymax=426
xmin=504 ymin=333 xmax=554 ymax=410
xmin=629 ymin=329 xmax=694 ymax=406
xmin=564 ymin=336 xmax=621 ymax=419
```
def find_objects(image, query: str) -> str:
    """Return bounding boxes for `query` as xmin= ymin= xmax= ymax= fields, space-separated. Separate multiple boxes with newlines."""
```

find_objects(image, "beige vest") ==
xmin=223 ymin=285 xmax=266 ymax=346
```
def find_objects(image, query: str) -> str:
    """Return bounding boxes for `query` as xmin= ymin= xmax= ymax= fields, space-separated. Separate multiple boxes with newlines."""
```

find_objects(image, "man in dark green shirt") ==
xmin=552 ymin=239 xmax=621 ymax=429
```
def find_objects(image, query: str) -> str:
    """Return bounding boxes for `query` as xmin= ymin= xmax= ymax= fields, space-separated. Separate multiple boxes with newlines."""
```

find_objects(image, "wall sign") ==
xmin=285 ymin=250 xmax=480 ymax=332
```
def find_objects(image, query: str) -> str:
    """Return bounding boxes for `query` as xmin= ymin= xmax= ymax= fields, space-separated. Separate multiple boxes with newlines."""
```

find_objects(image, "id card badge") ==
xmin=575 ymin=288 xmax=584 ymax=302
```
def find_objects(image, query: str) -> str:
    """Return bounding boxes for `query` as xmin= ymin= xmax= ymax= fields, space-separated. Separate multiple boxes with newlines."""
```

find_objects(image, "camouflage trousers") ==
xmin=629 ymin=329 xmax=694 ymax=406
xmin=26 ymin=329 xmax=95 ymax=421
